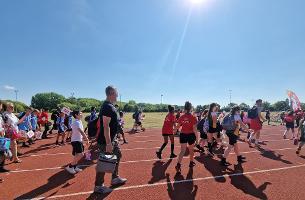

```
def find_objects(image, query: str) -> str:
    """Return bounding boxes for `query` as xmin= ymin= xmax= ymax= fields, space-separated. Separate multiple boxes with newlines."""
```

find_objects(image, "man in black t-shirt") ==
xmin=94 ymin=86 xmax=127 ymax=194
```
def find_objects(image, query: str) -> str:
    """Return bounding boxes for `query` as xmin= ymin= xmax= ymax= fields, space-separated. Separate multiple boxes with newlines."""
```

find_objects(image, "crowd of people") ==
xmin=1 ymin=86 xmax=305 ymax=195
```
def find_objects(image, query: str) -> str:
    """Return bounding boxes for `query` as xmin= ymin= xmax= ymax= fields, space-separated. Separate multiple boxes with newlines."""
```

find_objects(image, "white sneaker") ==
xmin=111 ymin=177 xmax=127 ymax=186
xmin=65 ymin=166 xmax=76 ymax=175
xmin=74 ymin=166 xmax=83 ymax=173
xmin=94 ymin=185 xmax=113 ymax=194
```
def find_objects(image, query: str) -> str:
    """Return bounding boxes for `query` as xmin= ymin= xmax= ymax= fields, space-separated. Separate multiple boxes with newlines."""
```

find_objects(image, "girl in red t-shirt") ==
xmin=283 ymin=111 xmax=296 ymax=140
xmin=175 ymin=101 xmax=198 ymax=174
xmin=156 ymin=105 xmax=177 ymax=159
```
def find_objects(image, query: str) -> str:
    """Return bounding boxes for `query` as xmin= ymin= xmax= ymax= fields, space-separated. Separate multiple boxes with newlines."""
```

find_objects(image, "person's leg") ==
xmin=112 ymin=141 xmax=122 ymax=180
xmin=297 ymin=141 xmax=305 ymax=154
xmin=159 ymin=136 xmax=168 ymax=153
xmin=43 ymin=124 xmax=49 ymax=138
xmin=189 ymin=144 xmax=195 ymax=163
xmin=169 ymin=135 xmax=176 ymax=156
xmin=292 ymin=128 xmax=295 ymax=139
xmin=56 ymin=133 xmax=60 ymax=145
xmin=207 ymin=133 xmax=214 ymax=155
xmin=95 ymin=144 xmax=106 ymax=186
xmin=95 ymin=171 xmax=106 ymax=186
xmin=70 ymin=153 xmax=84 ymax=166
xmin=11 ymin=140 xmax=20 ymax=162
xmin=61 ymin=133 xmax=66 ymax=144
xmin=177 ymin=143 xmax=187 ymax=164
xmin=283 ymin=128 xmax=289 ymax=139
xmin=255 ymin=130 xmax=261 ymax=144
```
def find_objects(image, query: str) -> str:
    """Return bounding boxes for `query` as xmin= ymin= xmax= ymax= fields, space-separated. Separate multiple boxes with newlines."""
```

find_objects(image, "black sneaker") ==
xmin=175 ymin=163 xmax=181 ymax=173
xmin=296 ymin=149 xmax=301 ymax=155
xmin=156 ymin=151 xmax=162 ymax=159
xmin=221 ymin=158 xmax=231 ymax=166
xmin=237 ymin=156 xmax=246 ymax=163
xmin=189 ymin=161 xmax=196 ymax=168
xmin=55 ymin=141 xmax=59 ymax=146
xmin=170 ymin=154 xmax=177 ymax=159
xmin=21 ymin=144 xmax=30 ymax=148
xmin=0 ymin=168 xmax=10 ymax=173
xmin=196 ymin=145 xmax=205 ymax=153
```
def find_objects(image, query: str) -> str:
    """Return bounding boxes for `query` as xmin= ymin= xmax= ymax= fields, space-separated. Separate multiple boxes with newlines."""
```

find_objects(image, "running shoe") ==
xmin=156 ymin=151 xmax=162 ymax=159
xmin=170 ymin=153 xmax=177 ymax=159
xmin=74 ymin=166 xmax=83 ymax=173
xmin=94 ymin=185 xmax=113 ymax=194
xmin=111 ymin=177 xmax=127 ymax=186
xmin=189 ymin=161 xmax=196 ymax=168
xmin=65 ymin=166 xmax=76 ymax=175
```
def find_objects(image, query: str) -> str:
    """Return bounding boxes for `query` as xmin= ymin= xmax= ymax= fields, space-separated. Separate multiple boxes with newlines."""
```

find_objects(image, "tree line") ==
xmin=2 ymin=92 xmax=305 ymax=113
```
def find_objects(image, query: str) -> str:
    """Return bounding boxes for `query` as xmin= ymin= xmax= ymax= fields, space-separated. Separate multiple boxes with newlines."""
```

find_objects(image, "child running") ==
xmin=118 ymin=111 xmax=128 ymax=144
xmin=156 ymin=105 xmax=177 ymax=159
xmin=221 ymin=106 xmax=253 ymax=166
xmin=56 ymin=111 xmax=66 ymax=146
xmin=196 ymin=109 xmax=209 ymax=154
xmin=66 ymin=110 xmax=89 ymax=175
xmin=207 ymin=103 xmax=218 ymax=156
xmin=283 ymin=111 xmax=295 ymax=140
xmin=296 ymin=117 xmax=305 ymax=155
xmin=175 ymin=101 xmax=198 ymax=173
xmin=65 ymin=113 xmax=73 ymax=142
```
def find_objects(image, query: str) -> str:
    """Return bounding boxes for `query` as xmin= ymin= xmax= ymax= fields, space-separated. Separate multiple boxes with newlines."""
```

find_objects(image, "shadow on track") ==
xmin=256 ymin=146 xmax=292 ymax=164
xmin=228 ymin=164 xmax=272 ymax=200
xmin=166 ymin=168 xmax=198 ymax=200
xmin=15 ymin=170 xmax=76 ymax=200
xmin=195 ymin=156 xmax=227 ymax=183
xmin=148 ymin=160 xmax=172 ymax=184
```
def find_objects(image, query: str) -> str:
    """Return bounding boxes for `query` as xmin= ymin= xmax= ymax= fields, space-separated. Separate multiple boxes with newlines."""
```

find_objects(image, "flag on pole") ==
xmin=287 ymin=90 xmax=301 ymax=111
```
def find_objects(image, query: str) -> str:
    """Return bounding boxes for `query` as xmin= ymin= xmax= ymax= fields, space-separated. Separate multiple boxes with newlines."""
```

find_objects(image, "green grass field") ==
xmin=48 ymin=112 xmax=282 ymax=129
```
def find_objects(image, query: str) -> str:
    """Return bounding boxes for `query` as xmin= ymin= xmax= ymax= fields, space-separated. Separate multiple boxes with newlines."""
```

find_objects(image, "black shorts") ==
xmin=209 ymin=127 xmax=218 ymax=134
xmin=162 ymin=133 xmax=174 ymax=137
xmin=286 ymin=122 xmax=294 ymax=129
xmin=200 ymin=131 xmax=207 ymax=140
xmin=135 ymin=121 xmax=142 ymax=126
xmin=180 ymin=133 xmax=196 ymax=145
xmin=71 ymin=141 xmax=84 ymax=156
xmin=58 ymin=130 xmax=65 ymax=134
xmin=226 ymin=131 xmax=238 ymax=145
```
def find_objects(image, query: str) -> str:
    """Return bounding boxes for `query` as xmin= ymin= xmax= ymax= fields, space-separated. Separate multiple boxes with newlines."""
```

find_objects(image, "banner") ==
xmin=287 ymin=90 xmax=301 ymax=111
xmin=61 ymin=107 xmax=72 ymax=115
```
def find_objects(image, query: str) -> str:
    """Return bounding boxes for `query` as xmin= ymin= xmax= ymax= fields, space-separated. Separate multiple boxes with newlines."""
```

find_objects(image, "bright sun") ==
xmin=190 ymin=0 xmax=205 ymax=4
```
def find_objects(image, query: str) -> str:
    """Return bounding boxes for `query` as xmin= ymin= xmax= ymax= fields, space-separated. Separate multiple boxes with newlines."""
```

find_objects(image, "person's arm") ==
xmin=79 ymin=128 xmax=89 ymax=145
xmin=103 ymin=116 xmax=112 ymax=153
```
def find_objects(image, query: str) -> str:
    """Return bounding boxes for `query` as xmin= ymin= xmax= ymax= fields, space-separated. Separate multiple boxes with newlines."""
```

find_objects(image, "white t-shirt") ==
xmin=5 ymin=112 xmax=19 ymax=132
xmin=71 ymin=119 xmax=84 ymax=142
xmin=0 ymin=115 xmax=4 ymax=132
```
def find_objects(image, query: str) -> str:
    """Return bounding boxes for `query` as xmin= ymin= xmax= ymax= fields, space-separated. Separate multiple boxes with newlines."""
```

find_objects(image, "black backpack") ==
xmin=248 ymin=106 xmax=258 ymax=119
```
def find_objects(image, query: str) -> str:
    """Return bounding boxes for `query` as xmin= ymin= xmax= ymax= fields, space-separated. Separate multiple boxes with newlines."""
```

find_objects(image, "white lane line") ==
xmin=27 ymin=163 xmax=305 ymax=200
xmin=9 ymin=147 xmax=297 ymax=174
xmin=21 ymin=138 xmax=292 ymax=158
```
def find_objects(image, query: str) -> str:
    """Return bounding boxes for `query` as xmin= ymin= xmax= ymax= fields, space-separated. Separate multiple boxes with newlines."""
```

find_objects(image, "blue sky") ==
xmin=1 ymin=0 xmax=305 ymax=107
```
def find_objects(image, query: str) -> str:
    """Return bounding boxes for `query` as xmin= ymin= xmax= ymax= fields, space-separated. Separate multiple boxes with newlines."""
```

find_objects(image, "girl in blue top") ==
xmin=56 ymin=112 xmax=66 ymax=146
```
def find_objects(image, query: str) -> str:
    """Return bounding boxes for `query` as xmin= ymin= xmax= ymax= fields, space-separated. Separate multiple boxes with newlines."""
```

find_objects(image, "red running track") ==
xmin=1 ymin=126 xmax=305 ymax=200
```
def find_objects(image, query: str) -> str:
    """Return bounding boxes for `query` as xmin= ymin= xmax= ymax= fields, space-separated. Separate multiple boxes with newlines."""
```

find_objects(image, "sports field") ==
xmin=2 ymin=125 xmax=305 ymax=200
